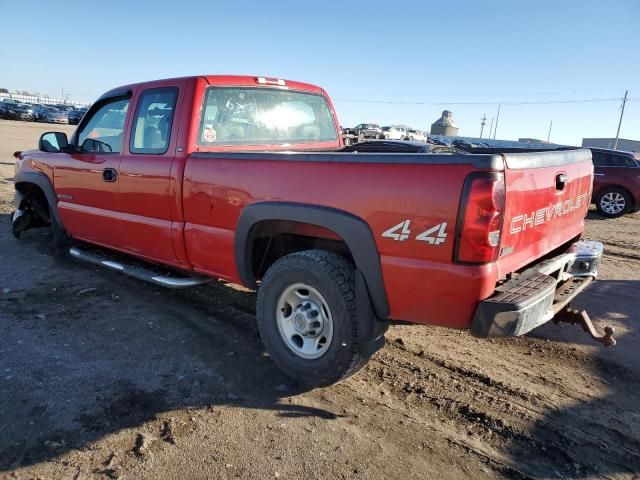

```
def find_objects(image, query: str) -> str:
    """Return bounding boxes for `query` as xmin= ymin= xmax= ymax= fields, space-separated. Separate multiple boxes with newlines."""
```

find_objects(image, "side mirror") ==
xmin=39 ymin=132 xmax=69 ymax=153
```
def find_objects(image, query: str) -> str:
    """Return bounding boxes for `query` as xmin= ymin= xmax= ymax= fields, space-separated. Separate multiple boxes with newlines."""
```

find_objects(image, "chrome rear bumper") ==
xmin=471 ymin=240 xmax=603 ymax=337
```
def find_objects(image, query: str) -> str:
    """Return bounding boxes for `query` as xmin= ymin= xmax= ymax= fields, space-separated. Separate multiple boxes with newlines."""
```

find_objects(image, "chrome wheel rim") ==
xmin=600 ymin=192 xmax=626 ymax=215
xmin=276 ymin=283 xmax=333 ymax=359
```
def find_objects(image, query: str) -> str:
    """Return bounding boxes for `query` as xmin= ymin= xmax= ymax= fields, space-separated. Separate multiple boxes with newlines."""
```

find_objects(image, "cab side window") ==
xmin=130 ymin=87 xmax=178 ymax=155
xmin=77 ymin=97 xmax=130 ymax=153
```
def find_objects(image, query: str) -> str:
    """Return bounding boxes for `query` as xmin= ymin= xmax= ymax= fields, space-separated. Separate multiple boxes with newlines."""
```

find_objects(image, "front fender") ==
xmin=14 ymin=170 xmax=63 ymax=228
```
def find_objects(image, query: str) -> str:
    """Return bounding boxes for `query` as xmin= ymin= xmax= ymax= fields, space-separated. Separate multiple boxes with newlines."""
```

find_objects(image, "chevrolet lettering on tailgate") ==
xmin=510 ymin=192 xmax=590 ymax=234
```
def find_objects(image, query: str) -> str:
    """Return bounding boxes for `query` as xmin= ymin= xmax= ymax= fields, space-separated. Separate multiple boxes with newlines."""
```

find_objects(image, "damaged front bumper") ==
xmin=471 ymin=240 xmax=608 ymax=341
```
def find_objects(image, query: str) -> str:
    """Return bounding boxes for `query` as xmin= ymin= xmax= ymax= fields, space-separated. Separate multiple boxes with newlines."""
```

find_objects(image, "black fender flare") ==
xmin=235 ymin=201 xmax=390 ymax=319
xmin=14 ymin=171 xmax=64 ymax=228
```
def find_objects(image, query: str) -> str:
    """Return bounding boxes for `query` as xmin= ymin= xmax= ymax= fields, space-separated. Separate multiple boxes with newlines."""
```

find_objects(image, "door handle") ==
xmin=103 ymin=168 xmax=118 ymax=182
xmin=556 ymin=173 xmax=568 ymax=190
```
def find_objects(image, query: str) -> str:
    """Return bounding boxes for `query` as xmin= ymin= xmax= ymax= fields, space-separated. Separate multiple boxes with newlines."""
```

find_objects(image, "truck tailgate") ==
xmin=497 ymin=149 xmax=593 ymax=277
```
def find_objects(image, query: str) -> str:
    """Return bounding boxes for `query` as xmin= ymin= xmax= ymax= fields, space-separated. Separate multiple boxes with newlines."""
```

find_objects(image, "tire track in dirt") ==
xmin=359 ymin=340 xmax=640 ymax=478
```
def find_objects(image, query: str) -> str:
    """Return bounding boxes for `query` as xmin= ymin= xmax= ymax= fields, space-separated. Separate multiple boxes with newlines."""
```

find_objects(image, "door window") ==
xmin=77 ymin=97 xmax=130 ymax=153
xmin=130 ymin=87 xmax=178 ymax=154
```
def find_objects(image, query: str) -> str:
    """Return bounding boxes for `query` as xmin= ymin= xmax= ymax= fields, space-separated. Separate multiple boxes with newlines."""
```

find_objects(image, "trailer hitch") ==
xmin=553 ymin=307 xmax=616 ymax=346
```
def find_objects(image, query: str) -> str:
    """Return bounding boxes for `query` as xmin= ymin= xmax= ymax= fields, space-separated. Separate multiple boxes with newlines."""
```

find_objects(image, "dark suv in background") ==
xmin=590 ymin=148 xmax=640 ymax=218
xmin=1 ymin=102 xmax=34 ymax=121
xmin=350 ymin=123 xmax=383 ymax=140
xmin=68 ymin=107 xmax=88 ymax=125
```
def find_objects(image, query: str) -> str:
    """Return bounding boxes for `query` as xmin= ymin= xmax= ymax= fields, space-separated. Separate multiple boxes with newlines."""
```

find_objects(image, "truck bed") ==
xmin=183 ymin=146 xmax=592 ymax=328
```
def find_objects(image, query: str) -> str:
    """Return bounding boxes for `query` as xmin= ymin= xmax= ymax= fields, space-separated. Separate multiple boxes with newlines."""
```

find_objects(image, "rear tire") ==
xmin=595 ymin=187 xmax=631 ymax=218
xmin=257 ymin=250 xmax=372 ymax=387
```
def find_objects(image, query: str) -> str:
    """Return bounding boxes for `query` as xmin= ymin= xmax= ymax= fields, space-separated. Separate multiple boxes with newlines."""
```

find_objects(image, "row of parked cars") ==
xmin=341 ymin=123 xmax=427 ymax=144
xmin=0 ymin=99 xmax=88 ymax=125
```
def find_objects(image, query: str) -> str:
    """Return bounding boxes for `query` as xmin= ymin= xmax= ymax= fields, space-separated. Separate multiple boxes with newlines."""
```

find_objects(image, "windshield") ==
xmin=199 ymin=87 xmax=337 ymax=146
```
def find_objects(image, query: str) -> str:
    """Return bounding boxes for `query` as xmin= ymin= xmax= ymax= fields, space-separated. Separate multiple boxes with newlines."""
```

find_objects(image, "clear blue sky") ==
xmin=1 ymin=0 xmax=638 ymax=146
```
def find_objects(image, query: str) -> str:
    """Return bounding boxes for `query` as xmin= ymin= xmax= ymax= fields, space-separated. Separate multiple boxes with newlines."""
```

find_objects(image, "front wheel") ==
xmin=595 ymin=187 xmax=632 ymax=218
xmin=257 ymin=250 xmax=374 ymax=387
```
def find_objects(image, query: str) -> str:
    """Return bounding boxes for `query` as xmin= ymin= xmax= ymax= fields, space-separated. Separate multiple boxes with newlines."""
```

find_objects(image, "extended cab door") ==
xmin=54 ymin=92 xmax=132 ymax=247
xmin=117 ymin=81 xmax=184 ymax=266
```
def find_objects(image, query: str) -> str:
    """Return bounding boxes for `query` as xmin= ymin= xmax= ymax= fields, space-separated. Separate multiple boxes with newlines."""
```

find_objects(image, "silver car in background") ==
xmin=45 ymin=107 xmax=69 ymax=124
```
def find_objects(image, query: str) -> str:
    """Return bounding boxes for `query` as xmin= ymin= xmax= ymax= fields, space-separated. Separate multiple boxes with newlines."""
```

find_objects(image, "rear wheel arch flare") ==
xmin=235 ymin=201 xmax=390 ymax=319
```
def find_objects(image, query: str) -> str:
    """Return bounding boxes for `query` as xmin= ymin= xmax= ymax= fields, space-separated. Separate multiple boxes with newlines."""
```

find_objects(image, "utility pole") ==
xmin=493 ymin=104 xmax=501 ymax=139
xmin=488 ymin=118 xmax=494 ymax=140
xmin=480 ymin=114 xmax=487 ymax=138
xmin=61 ymin=88 xmax=64 ymax=103
xmin=547 ymin=121 xmax=553 ymax=142
xmin=613 ymin=90 xmax=628 ymax=150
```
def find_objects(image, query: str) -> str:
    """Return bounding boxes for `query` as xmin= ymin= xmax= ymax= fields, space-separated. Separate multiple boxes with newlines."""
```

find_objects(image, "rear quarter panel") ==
xmin=182 ymin=156 xmax=496 ymax=327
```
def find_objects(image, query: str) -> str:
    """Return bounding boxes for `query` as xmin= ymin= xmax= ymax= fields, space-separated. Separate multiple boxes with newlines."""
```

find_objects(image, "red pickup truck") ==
xmin=12 ymin=75 xmax=608 ymax=386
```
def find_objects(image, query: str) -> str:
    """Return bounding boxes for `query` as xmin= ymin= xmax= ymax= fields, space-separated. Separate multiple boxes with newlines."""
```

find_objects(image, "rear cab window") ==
xmin=198 ymin=87 xmax=337 ymax=147
xmin=130 ymin=87 xmax=178 ymax=154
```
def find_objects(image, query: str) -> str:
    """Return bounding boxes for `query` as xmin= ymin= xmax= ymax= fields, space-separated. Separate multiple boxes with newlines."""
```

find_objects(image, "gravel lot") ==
xmin=0 ymin=119 xmax=639 ymax=479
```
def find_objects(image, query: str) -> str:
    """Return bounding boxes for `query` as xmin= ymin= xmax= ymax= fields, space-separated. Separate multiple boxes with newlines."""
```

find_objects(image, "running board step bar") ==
xmin=69 ymin=246 xmax=212 ymax=289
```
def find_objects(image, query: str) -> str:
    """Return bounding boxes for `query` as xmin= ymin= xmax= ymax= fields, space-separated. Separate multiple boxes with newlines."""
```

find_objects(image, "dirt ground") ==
xmin=0 ymin=119 xmax=638 ymax=480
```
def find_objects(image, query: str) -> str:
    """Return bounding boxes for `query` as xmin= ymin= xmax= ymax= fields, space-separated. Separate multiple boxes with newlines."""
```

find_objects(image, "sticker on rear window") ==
xmin=203 ymin=126 xmax=217 ymax=143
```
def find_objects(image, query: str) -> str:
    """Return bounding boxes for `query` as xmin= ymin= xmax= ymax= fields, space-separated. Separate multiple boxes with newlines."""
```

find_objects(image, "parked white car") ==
xmin=381 ymin=126 xmax=408 ymax=140
xmin=407 ymin=129 xmax=427 ymax=142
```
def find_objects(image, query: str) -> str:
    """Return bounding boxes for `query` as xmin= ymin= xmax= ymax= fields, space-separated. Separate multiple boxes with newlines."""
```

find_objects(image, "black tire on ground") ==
xmin=595 ymin=186 xmax=632 ymax=218
xmin=257 ymin=250 xmax=376 ymax=387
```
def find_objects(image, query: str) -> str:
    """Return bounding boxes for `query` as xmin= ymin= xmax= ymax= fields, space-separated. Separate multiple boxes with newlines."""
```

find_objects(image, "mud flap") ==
xmin=11 ymin=209 xmax=31 ymax=239
xmin=355 ymin=269 xmax=389 ymax=358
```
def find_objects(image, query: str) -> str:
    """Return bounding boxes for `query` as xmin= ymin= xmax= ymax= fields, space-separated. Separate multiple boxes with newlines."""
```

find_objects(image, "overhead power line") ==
xmin=333 ymin=96 xmax=637 ymax=106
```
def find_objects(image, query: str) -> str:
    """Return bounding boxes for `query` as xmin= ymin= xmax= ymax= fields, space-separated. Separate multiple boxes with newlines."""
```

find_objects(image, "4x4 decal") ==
xmin=382 ymin=220 xmax=448 ymax=245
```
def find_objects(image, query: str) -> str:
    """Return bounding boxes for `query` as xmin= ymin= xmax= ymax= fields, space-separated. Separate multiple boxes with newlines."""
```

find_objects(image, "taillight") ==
xmin=454 ymin=172 xmax=505 ymax=264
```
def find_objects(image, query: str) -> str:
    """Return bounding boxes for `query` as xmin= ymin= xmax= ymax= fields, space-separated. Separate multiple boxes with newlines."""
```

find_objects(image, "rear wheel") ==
xmin=257 ymin=250 xmax=374 ymax=387
xmin=596 ymin=187 xmax=631 ymax=218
